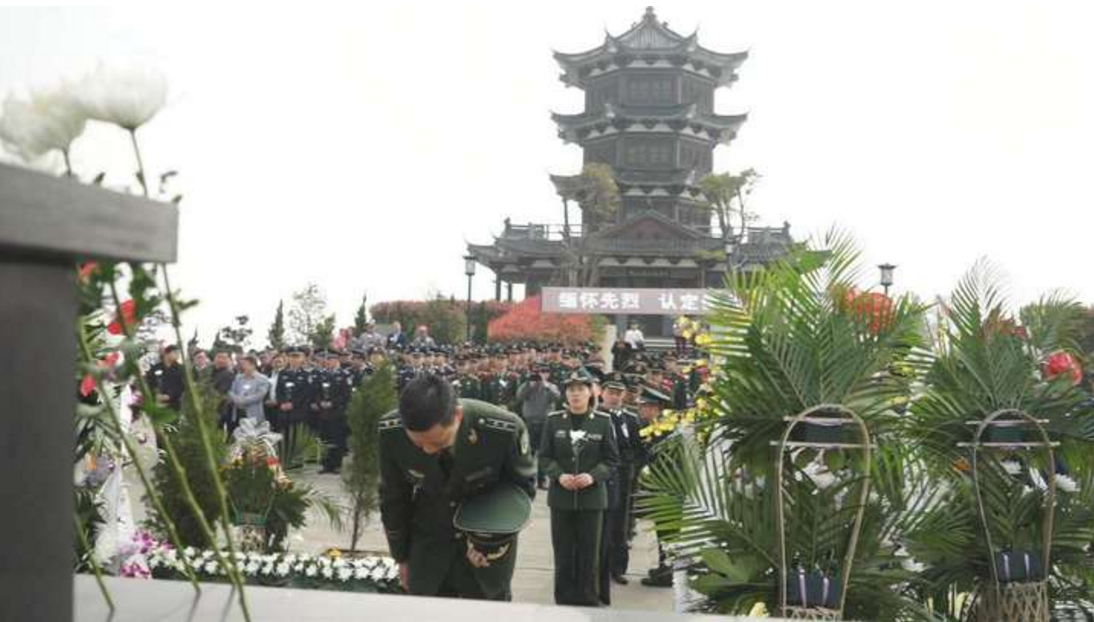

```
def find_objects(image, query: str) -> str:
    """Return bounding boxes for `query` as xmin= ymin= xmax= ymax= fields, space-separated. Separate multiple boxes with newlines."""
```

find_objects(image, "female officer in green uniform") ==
xmin=539 ymin=368 xmax=620 ymax=607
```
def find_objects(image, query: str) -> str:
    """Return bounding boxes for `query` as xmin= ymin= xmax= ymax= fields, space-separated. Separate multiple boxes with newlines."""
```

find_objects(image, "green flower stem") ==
xmin=158 ymin=266 xmax=252 ymax=622
xmin=75 ymin=320 xmax=201 ymax=592
xmin=129 ymin=129 xmax=148 ymax=197
xmin=102 ymin=279 xmax=246 ymax=598
xmin=124 ymin=131 xmax=250 ymax=621
xmin=73 ymin=511 xmax=114 ymax=611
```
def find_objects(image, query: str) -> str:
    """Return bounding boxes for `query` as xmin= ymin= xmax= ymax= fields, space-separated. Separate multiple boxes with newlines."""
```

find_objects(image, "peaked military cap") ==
xmin=637 ymin=385 xmax=672 ymax=405
xmin=453 ymin=483 xmax=533 ymax=557
xmin=603 ymin=371 xmax=628 ymax=390
xmin=563 ymin=368 xmax=595 ymax=387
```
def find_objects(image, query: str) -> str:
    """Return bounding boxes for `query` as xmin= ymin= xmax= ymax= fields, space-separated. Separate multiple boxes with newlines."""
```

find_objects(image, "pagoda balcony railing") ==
xmin=501 ymin=221 xmax=581 ymax=241
xmin=501 ymin=220 xmax=721 ymax=241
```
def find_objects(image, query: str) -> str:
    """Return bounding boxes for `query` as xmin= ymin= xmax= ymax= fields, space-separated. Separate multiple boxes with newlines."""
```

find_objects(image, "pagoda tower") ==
xmin=467 ymin=8 xmax=793 ymax=336
xmin=550 ymin=6 xmax=748 ymax=232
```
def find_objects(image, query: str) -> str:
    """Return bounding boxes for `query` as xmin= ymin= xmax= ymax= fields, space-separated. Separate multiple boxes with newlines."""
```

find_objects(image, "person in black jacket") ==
xmin=145 ymin=345 xmax=185 ymax=411
xmin=211 ymin=350 xmax=237 ymax=433
xmin=275 ymin=346 xmax=315 ymax=468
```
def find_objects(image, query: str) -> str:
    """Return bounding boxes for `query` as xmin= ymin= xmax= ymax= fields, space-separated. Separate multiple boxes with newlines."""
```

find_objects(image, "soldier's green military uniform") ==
xmin=378 ymin=399 xmax=536 ymax=600
xmin=539 ymin=371 xmax=620 ymax=607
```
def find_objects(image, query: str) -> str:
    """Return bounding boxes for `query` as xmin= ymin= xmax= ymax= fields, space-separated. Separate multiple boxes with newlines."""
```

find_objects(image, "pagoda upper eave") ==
xmin=552 ymin=106 xmax=746 ymax=145
xmin=553 ymin=44 xmax=747 ymax=88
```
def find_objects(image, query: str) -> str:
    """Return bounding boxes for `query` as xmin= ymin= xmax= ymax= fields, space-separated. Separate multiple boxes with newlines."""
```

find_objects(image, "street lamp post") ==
xmin=878 ymin=263 xmax=896 ymax=296
xmin=463 ymin=255 xmax=476 ymax=343
xmin=724 ymin=235 xmax=738 ymax=274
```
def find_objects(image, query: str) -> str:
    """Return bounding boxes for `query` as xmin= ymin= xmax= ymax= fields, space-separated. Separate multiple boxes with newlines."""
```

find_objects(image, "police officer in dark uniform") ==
xmin=635 ymin=385 xmax=676 ymax=588
xmin=275 ymin=345 xmax=314 ymax=468
xmin=316 ymin=351 xmax=353 ymax=474
xmin=540 ymin=368 xmax=620 ymax=607
xmin=378 ymin=375 xmax=536 ymax=601
xmin=599 ymin=371 xmax=643 ymax=588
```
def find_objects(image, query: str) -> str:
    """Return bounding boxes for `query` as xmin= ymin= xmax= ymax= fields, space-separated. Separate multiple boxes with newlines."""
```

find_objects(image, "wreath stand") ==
xmin=774 ymin=404 xmax=873 ymax=621
xmin=958 ymin=409 xmax=1057 ymax=622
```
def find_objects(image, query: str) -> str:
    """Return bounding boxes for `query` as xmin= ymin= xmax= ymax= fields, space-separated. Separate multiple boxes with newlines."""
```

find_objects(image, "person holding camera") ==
xmin=515 ymin=364 xmax=560 ymax=489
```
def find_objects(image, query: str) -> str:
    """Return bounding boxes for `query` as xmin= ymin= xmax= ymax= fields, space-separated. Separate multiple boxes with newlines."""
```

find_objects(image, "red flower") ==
xmin=79 ymin=351 xmax=121 ymax=397
xmin=1042 ymin=350 xmax=1082 ymax=386
xmin=77 ymin=262 xmax=99 ymax=283
xmin=842 ymin=289 xmax=894 ymax=335
xmin=107 ymin=299 xmax=137 ymax=335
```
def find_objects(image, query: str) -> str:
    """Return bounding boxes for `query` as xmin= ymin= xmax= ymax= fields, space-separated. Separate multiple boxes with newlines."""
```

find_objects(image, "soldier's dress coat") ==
xmin=539 ymin=407 xmax=620 ymax=607
xmin=378 ymin=399 xmax=536 ymax=600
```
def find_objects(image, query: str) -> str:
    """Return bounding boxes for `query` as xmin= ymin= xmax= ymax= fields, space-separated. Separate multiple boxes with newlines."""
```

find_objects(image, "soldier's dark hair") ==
xmin=399 ymin=374 xmax=457 ymax=432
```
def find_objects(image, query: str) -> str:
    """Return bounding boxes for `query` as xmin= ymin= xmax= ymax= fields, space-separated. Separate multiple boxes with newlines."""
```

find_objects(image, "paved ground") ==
xmin=128 ymin=465 xmax=673 ymax=612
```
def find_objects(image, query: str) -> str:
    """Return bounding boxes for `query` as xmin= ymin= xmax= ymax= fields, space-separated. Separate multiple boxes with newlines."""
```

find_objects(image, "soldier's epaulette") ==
xmin=378 ymin=416 xmax=403 ymax=432
xmin=475 ymin=416 xmax=519 ymax=434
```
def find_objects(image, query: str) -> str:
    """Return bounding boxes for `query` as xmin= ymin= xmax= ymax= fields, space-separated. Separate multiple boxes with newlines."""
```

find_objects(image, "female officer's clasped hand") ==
xmin=559 ymin=473 xmax=594 ymax=490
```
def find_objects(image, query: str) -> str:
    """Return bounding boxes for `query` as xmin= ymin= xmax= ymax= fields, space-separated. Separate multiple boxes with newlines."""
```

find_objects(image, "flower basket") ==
xmin=232 ymin=511 xmax=268 ymax=552
xmin=791 ymin=420 xmax=846 ymax=444
xmin=970 ymin=580 xmax=1049 ymax=622
xmin=983 ymin=423 xmax=1025 ymax=444
xmin=994 ymin=550 xmax=1045 ymax=583
xmin=785 ymin=569 xmax=842 ymax=609
xmin=234 ymin=511 xmax=267 ymax=527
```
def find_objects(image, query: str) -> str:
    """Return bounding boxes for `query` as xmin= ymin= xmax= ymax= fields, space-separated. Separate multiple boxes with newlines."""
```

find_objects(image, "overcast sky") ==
xmin=2 ymin=3 xmax=1092 ymax=341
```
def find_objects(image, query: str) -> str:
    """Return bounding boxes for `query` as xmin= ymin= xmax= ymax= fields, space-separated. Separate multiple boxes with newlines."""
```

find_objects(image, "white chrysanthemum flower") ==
xmin=276 ymin=562 xmax=290 ymax=577
xmin=1056 ymin=474 xmax=1079 ymax=493
xmin=321 ymin=567 xmax=333 ymax=580
xmin=293 ymin=563 xmax=304 ymax=572
xmin=245 ymin=561 xmax=260 ymax=574
xmin=0 ymin=83 xmax=86 ymax=163
xmin=203 ymin=561 xmax=217 ymax=574
xmin=183 ymin=547 xmax=195 ymax=557
xmin=304 ymin=565 xmax=317 ymax=578
xmin=354 ymin=567 xmax=368 ymax=580
xmin=338 ymin=568 xmax=353 ymax=582
xmin=74 ymin=63 xmax=167 ymax=131
xmin=283 ymin=554 xmax=296 ymax=565
xmin=900 ymin=556 xmax=926 ymax=573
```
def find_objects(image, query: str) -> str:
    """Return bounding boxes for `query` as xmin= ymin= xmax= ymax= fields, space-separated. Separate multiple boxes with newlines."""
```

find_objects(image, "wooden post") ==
xmin=0 ymin=163 xmax=178 ymax=622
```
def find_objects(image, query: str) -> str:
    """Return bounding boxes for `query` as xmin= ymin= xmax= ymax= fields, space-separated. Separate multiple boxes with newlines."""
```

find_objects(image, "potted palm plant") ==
xmin=638 ymin=231 xmax=934 ymax=620
xmin=904 ymin=262 xmax=1094 ymax=621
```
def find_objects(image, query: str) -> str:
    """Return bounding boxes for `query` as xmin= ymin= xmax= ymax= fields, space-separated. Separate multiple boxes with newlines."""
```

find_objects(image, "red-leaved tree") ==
xmin=487 ymin=296 xmax=593 ymax=345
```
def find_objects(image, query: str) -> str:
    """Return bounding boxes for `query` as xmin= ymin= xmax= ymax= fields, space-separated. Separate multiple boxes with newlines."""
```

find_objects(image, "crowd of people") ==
xmin=138 ymin=319 xmax=710 ymax=606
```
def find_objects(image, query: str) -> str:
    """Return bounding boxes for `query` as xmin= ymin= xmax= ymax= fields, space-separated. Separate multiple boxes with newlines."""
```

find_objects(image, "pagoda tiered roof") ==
xmin=553 ymin=7 xmax=748 ymax=88
xmin=551 ymin=102 xmax=747 ymax=144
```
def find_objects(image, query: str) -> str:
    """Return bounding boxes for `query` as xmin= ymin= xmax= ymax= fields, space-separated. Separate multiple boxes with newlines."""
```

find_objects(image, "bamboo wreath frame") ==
xmin=959 ymin=408 xmax=1058 ymax=621
xmin=773 ymin=404 xmax=874 ymax=620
